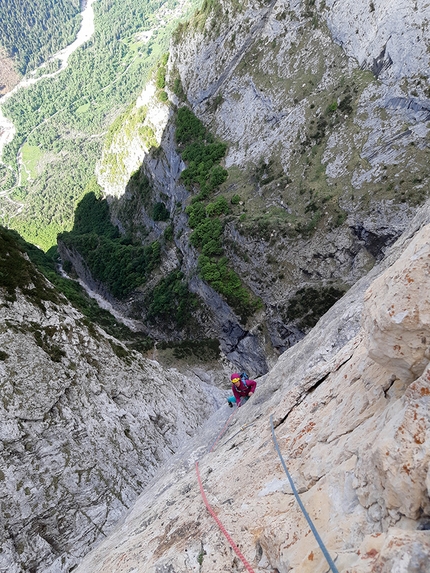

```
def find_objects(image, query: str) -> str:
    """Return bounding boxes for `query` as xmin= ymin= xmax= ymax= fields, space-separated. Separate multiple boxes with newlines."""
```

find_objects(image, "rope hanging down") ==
xmin=195 ymin=461 xmax=256 ymax=573
xmin=270 ymin=415 xmax=339 ymax=573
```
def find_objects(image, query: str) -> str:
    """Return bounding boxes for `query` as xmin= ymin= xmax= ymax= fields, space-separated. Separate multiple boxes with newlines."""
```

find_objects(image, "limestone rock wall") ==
xmin=323 ymin=0 xmax=430 ymax=80
xmin=95 ymin=83 xmax=172 ymax=200
xmin=74 ymin=203 xmax=430 ymax=573
xmin=84 ymin=0 xmax=430 ymax=372
xmin=0 ymin=243 xmax=225 ymax=573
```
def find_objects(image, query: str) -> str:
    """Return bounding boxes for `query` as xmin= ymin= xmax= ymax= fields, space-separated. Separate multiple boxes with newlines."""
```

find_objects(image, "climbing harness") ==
xmin=270 ymin=415 xmax=340 ymax=573
xmin=195 ymin=460 xmax=256 ymax=573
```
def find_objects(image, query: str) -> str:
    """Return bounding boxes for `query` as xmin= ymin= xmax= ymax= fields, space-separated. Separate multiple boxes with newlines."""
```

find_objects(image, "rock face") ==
xmin=324 ymin=0 xmax=430 ymax=80
xmin=74 ymin=202 xmax=430 ymax=572
xmin=83 ymin=0 xmax=430 ymax=374
xmin=363 ymin=231 xmax=430 ymax=384
xmin=4 ymin=3 xmax=430 ymax=572
xmin=0 ymin=231 xmax=226 ymax=573
xmin=95 ymin=83 xmax=171 ymax=200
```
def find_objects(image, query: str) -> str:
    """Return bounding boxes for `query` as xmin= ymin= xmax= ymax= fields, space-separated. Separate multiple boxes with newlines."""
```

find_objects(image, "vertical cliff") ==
xmin=0 ymin=228 xmax=225 ymax=573
xmin=83 ymin=0 xmax=430 ymax=374
xmin=74 ymin=201 xmax=430 ymax=573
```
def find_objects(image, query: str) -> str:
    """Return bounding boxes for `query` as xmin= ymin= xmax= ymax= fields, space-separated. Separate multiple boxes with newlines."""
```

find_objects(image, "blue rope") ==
xmin=270 ymin=415 xmax=339 ymax=573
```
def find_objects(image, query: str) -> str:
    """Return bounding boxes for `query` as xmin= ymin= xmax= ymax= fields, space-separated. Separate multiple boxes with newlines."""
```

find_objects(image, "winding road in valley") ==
xmin=0 ymin=0 xmax=97 ymax=162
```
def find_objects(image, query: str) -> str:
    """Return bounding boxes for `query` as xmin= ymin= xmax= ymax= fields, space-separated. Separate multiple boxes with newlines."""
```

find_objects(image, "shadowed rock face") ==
xmin=73 ymin=203 xmax=430 ymax=573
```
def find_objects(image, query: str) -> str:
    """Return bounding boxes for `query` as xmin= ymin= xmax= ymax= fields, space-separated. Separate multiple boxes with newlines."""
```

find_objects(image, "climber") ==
xmin=227 ymin=372 xmax=257 ymax=408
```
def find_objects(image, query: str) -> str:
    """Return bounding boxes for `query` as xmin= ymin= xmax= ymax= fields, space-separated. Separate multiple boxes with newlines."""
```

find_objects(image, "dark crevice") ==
xmin=273 ymin=399 xmax=303 ymax=428
xmin=327 ymin=424 xmax=359 ymax=444
xmin=307 ymin=371 xmax=331 ymax=393
xmin=384 ymin=377 xmax=396 ymax=398
xmin=274 ymin=353 xmax=355 ymax=428
xmin=351 ymin=225 xmax=399 ymax=260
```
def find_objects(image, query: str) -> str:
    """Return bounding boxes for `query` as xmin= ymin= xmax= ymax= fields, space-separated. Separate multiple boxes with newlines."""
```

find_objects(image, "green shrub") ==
xmin=186 ymin=202 xmax=207 ymax=228
xmin=156 ymin=67 xmax=166 ymax=90
xmin=190 ymin=218 xmax=223 ymax=250
xmin=164 ymin=224 xmax=174 ymax=242
xmin=198 ymin=256 xmax=261 ymax=322
xmin=201 ymin=239 xmax=223 ymax=256
xmin=287 ymin=285 xmax=346 ymax=329
xmin=206 ymin=196 xmax=229 ymax=217
xmin=146 ymin=270 xmax=196 ymax=327
xmin=326 ymin=101 xmax=338 ymax=114
xmin=152 ymin=201 xmax=170 ymax=221
xmin=208 ymin=165 xmax=228 ymax=189
xmin=176 ymin=107 xmax=207 ymax=145
xmin=71 ymin=191 xmax=119 ymax=239
xmin=176 ymin=108 xmax=227 ymax=195
xmin=159 ymin=338 xmax=220 ymax=361
xmin=173 ymin=77 xmax=186 ymax=101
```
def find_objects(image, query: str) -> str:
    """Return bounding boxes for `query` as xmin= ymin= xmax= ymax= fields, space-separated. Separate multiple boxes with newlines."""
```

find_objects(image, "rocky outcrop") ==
xmin=323 ymin=0 xmax=430 ymax=81
xmin=74 ymin=203 xmax=430 ymax=573
xmin=363 ymin=231 xmax=430 ymax=384
xmin=95 ymin=82 xmax=172 ymax=200
xmin=0 ymin=234 xmax=226 ymax=573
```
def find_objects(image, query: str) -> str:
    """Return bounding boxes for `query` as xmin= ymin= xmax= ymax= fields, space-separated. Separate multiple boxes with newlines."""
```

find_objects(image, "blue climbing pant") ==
xmin=227 ymin=395 xmax=249 ymax=407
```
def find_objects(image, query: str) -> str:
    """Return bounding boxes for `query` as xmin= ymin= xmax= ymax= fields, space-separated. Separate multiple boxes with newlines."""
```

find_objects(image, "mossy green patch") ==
xmin=0 ymin=226 xmax=61 ymax=308
xmin=175 ymin=107 xmax=261 ymax=321
xmin=21 ymin=143 xmax=44 ymax=183
xmin=285 ymin=285 xmax=347 ymax=330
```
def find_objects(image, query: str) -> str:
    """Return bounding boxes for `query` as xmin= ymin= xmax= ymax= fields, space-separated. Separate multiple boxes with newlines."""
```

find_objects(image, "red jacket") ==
xmin=232 ymin=379 xmax=257 ymax=406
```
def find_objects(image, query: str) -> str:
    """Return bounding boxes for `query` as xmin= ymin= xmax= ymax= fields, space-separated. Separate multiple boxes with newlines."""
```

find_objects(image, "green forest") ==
xmin=59 ymin=191 xmax=162 ymax=299
xmin=0 ymin=0 xmax=201 ymax=250
xmin=59 ymin=188 xmax=198 ymax=329
xmin=175 ymin=107 xmax=262 ymax=322
xmin=0 ymin=0 xmax=81 ymax=75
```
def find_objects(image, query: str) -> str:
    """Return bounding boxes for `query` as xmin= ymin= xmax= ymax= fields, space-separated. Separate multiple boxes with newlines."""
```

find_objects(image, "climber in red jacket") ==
xmin=227 ymin=372 xmax=257 ymax=408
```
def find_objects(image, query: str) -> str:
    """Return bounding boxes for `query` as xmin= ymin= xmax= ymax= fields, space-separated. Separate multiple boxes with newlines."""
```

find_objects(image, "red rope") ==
xmin=195 ymin=461 xmax=256 ymax=573
xmin=208 ymin=409 xmax=237 ymax=453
